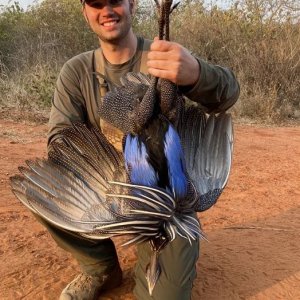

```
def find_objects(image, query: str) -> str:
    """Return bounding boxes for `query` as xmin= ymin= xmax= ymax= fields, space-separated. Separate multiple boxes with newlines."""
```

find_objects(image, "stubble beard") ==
xmin=97 ymin=16 xmax=133 ymax=45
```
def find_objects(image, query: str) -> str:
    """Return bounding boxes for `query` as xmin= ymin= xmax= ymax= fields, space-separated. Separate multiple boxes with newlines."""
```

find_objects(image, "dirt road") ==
xmin=0 ymin=119 xmax=299 ymax=299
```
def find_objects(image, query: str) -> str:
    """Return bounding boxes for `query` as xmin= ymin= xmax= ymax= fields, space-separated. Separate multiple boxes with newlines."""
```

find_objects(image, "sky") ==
xmin=0 ymin=0 xmax=41 ymax=9
xmin=0 ymin=0 xmax=232 ymax=10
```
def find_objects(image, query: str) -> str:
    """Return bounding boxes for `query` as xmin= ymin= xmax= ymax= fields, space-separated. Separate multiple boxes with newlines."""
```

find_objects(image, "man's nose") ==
xmin=101 ymin=1 xmax=115 ymax=14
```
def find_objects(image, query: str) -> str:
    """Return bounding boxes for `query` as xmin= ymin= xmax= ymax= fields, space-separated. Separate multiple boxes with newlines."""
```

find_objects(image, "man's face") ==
xmin=82 ymin=0 xmax=134 ymax=44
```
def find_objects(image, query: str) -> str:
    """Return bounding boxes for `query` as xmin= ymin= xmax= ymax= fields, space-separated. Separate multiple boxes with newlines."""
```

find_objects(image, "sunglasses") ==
xmin=82 ymin=0 xmax=123 ymax=9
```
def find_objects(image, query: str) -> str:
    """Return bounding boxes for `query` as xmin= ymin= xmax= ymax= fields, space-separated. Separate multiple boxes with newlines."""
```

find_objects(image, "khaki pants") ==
xmin=36 ymin=215 xmax=200 ymax=300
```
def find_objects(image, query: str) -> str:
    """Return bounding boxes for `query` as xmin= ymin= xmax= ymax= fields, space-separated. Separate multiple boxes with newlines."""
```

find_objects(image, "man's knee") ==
xmin=33 ymin=213 xmax=119 ymax=276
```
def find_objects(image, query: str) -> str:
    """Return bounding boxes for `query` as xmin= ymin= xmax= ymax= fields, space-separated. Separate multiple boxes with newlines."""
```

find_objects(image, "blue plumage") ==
xmin=124 ymin=134 xmax=158 ymax=187
xmin=124 ymin=119 xmax=188 ymax=202
xmin=163 ymin=124 xmax=188 ymax=198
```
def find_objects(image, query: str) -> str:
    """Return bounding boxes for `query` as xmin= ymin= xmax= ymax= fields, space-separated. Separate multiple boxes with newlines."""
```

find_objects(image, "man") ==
xmin=44 ymin=0 xmax=239 ymax=299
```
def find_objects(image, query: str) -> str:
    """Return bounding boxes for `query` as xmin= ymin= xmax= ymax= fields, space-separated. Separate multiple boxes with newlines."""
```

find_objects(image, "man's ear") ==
xmin=129 ymin=0 xmax=136 ymax=15
xmin=82 ymin=6 xmax=89 ymax=23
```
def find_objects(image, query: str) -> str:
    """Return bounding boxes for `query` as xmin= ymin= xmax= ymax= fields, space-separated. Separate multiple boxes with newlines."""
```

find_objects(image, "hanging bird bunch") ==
xmin=10 ymin=0 xmax=233 ymax=295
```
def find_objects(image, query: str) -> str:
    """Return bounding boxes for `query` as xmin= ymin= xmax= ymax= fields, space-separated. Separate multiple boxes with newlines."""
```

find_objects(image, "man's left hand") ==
xmin=147 ymin=37 xmax=200 ymax=86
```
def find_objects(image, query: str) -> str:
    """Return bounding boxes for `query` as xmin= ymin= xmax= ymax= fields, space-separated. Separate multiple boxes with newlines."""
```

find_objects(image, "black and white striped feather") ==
xmin=178 ymin=105 xmax=234 ymax=212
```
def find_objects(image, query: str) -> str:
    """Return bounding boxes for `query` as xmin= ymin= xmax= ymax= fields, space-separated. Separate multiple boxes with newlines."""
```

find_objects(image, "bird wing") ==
xmin=10 ymin=123 xmax=175 ymax=244
xmin=178 ymin=105 xmax=234 ymax=212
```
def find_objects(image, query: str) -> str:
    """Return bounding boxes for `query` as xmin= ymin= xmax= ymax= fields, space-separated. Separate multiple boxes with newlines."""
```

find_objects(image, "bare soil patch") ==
xmin=0 ymin=118 xmax=299 ymax=299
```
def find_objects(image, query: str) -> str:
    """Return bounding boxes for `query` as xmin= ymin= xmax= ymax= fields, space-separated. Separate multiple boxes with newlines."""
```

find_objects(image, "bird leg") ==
xmin=157 ymin=0 xmax=183 ymax=126
xmin=164 ymin=0 xmax=172 ymax=41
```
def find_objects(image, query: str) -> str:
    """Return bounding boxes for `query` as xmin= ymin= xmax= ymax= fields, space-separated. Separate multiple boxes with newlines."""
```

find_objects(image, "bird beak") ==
xmin=146 ymin=250 xmax=161 ymax=296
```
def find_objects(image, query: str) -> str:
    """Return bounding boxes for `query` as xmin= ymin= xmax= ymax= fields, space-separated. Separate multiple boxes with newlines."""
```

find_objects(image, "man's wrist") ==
xmin=188 ymin=56 xmax=201 ymax=87
xmin=179 ymin=57 xmax=201 ymax=93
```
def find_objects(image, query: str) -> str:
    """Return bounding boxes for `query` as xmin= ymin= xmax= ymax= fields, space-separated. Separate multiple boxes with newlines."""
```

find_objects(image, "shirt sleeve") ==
xmin=179 ymin=57 xmax=240 ymax=113
xmin=47 ymin=61 xmax=87 ymax=152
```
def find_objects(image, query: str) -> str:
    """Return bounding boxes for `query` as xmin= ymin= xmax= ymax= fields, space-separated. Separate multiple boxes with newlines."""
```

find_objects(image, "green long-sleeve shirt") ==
xmin=48 ymin=36 xmax=239 ymax=149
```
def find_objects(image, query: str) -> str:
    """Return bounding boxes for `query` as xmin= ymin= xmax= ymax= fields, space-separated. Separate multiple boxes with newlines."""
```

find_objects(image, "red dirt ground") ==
xmin=0 ymin=118 xmax=299 ymax=299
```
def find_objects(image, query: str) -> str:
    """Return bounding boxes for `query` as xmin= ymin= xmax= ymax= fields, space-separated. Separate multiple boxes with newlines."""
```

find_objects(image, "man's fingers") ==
xmin=147 ymin=50 xmax=175 ymax=61
xmin=148 ymin=40 xmax=200 ymax=86
xmin=147 ymin=68 xmax=177 ymax=83
xmin=150 ymin=39 xmax=174 ymax=52
xmin=147 ymin=59 xmax=179 ymax=73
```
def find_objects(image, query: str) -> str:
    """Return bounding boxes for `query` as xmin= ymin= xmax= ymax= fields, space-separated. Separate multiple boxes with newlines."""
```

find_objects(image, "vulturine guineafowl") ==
xmin=10 ymin=0 xmax=233 ymax=296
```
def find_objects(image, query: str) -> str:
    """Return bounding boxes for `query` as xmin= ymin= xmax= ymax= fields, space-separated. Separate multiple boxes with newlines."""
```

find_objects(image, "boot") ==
xmin=59 ymin=264 xmax=122 ymax=300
